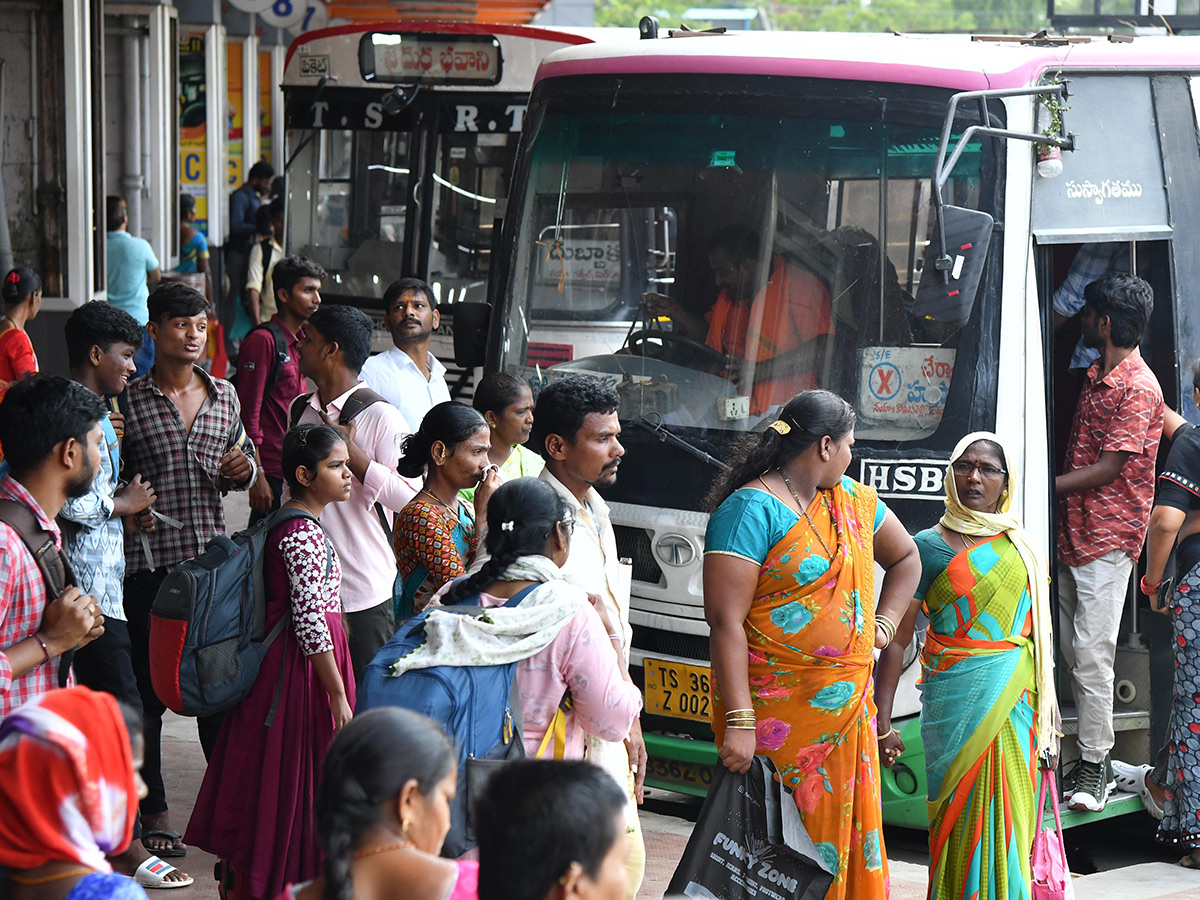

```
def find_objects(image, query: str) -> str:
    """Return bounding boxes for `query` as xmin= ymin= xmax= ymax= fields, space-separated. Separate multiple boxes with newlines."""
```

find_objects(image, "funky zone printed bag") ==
xmin=667 ymin=756 xmax=833 ymax=900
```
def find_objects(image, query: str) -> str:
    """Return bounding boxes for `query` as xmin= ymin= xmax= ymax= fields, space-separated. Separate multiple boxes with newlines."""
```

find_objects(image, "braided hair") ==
xmin=705 ymin=390 xmax=856 ymax=511
xmin=317 ymin=708 xmax=455 ymax=900
xmin=442 ymin=477 xmax=569 ymax=606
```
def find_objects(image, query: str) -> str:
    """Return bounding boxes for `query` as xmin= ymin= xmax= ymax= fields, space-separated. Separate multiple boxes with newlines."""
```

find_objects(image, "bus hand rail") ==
xmin=931 ymin=83 xmax=1076 ymax=281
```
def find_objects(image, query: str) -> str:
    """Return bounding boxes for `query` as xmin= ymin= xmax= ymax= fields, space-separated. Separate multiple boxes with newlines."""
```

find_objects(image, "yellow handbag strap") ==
xmin=536 ymin=706 xmax=567 ymax=760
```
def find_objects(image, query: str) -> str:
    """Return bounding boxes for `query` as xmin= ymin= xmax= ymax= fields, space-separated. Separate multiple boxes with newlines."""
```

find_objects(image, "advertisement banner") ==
xmin=259 ymin=50 xmax=273 ymax=171
xmin=179 ymin=32 xmax=209 ymax=232
xmin=228 ymin=41 xmax=244 ymax=190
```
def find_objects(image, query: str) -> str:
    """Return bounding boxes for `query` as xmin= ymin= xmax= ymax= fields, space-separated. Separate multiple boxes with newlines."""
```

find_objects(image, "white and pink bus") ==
xmin=460 ymin=25 xmax=1200 ymax=826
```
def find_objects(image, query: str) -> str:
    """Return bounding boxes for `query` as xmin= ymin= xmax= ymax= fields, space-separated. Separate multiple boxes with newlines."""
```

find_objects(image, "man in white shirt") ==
xmin=360 ymin=277 xmax=450 ymax=432
xmin=244 ymin=198 xmax=285 ymax=324
xmin=529 ymin=375 xmax=646 ymax=900
xmin=294 ymin=304 xmax=418 ymax=680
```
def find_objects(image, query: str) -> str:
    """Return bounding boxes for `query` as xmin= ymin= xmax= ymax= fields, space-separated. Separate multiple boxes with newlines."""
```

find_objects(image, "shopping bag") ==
xmin=666 ymin=756 xmax=833 ymax=900
xmin=1031 ymin=769 xmax=1075 ymax=900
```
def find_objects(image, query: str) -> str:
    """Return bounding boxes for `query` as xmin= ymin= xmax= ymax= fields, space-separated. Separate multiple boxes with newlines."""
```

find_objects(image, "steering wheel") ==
xmin=624 ymin=329 xmax=728 ymax=374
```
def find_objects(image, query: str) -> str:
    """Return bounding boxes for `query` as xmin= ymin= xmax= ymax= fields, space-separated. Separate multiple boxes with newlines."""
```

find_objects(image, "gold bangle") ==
xmin=726 ymin=725 xmax=757 ymax=730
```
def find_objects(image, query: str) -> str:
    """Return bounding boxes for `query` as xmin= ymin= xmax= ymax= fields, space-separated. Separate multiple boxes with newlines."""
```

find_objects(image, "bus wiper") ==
xmin=632 ymin=414 xmax=729 ymax=471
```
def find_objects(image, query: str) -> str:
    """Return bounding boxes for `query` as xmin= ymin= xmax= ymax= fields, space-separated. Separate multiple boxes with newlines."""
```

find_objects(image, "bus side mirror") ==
xmin=913 ymin=205 xmax=994 ymax=327
xmin=452 ymin=302 xmax=491 ymax=368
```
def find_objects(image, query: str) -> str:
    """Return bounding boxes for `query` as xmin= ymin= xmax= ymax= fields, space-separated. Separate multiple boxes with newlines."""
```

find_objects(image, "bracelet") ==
xmin=32 ymin=633 xmax=51 ymax=665
xmin=725 ymin=725 xmax=757 ymax=731
xmin=877 ymin=727 xmax=898 ymax=739
xmin=1140 ymin=575 xmax=1163 ymax=595
xmin=875 ymin=613 xmax=897 ymax=648
xmin=607 ymin=634 xmax=621 ymax=641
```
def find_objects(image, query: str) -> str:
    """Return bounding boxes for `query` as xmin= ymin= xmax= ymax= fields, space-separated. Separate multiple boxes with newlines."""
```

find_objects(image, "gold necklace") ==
xmin=291 ymin=499 xmax=320 ymax=519
xmin=352 ymin=839 xmax=412 ymax=860
xmin=10 ymin=868 xmax=95 ymax=885
xmin=776 ymin=468 xmax=836 ymax=559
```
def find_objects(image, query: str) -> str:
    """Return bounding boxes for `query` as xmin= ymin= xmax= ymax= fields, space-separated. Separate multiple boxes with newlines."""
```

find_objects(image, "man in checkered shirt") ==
xmin=121 ymin=282 xmax=256 ymax=858
xmin=0 ymin=375 xmax=109 ymax=720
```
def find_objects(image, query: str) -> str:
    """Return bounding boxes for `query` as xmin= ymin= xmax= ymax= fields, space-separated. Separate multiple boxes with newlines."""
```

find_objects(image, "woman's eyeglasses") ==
xmin=951 ymin=462 xmax=1007 ymax=479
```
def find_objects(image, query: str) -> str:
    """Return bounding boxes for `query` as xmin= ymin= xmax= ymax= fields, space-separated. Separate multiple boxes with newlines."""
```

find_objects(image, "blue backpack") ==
xmin=149 ymin=507 xmax=329 ymax=719
xmin=358 ymin=585 xmax=568 ymax=857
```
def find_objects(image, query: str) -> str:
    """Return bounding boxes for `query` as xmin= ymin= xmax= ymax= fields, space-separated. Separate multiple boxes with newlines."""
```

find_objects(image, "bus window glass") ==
xmin=427 ymin=131 xmax=513 ymax=305
xmin=502 ymin=110 xmax=988 ymax=441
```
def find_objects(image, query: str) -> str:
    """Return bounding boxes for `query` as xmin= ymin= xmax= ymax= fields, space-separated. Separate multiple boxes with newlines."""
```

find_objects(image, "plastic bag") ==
xmin=666 ymin=756 xmax=833 ymax=900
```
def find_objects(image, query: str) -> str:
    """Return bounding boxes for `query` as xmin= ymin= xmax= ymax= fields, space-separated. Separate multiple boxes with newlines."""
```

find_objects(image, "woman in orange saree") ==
xmin=705 ymin=391 xmax=921 ymax=900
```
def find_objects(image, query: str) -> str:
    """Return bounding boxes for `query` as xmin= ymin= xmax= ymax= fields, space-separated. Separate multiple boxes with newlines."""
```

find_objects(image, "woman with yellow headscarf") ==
xmin=883 ymin=432 xmax=1058 ymax=900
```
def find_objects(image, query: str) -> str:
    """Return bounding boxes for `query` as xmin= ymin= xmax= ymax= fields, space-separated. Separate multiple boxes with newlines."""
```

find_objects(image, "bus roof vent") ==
xmin=639 ymin=16 xmax=659 ymax=39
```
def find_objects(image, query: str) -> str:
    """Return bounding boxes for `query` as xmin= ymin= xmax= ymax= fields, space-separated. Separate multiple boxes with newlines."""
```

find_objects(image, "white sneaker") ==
xmin=1112 ymin=759 xmax=1164 ymax=820
xmin=1068 ymin=757 xmax=1113 ymax=812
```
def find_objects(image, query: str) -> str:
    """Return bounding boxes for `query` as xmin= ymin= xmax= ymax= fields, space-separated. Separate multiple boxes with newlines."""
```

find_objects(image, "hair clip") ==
xmin=4 ymin=272 xmax=19 ymax=285
xmin=501 ymin=521 xmax=515 ymax=532
xmin=768 ymin=420 xmax=792 ymax=435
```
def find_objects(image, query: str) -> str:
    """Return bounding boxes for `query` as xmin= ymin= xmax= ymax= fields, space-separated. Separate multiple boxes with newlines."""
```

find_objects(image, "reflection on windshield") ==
xmin=502 ymin=109 xmax=990 ymax=440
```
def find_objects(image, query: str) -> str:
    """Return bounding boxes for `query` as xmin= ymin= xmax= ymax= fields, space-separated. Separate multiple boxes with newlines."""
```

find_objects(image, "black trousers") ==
xmin=345 ymin=599 xmax=395 ymax=687
xmin=125 ymin=569 xmax=225 ymax=815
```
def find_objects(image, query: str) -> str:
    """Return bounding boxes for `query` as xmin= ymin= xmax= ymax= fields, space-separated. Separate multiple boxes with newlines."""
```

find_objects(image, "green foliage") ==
xmin=594 ymin=0 xmax=1049 ymax=34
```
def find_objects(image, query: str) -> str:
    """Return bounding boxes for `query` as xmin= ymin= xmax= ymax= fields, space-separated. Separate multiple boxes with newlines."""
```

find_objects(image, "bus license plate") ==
xmin=644 ymin=658 xmax=712 ymax=722
xmin=646 ymin=756 xmax=714 ymax=791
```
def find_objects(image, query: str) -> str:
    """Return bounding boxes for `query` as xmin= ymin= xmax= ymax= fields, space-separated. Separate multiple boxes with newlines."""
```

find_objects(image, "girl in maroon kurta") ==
xmin=187 ymin=424 xmax=356 ymax=900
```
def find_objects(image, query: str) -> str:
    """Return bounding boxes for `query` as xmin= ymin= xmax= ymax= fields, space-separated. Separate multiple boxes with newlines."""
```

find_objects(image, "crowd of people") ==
xmin=0 ymin=256 xmax=1196 ymax=900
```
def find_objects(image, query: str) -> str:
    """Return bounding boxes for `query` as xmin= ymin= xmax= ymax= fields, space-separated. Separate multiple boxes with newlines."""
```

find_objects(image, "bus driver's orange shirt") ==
xmin=704 ymin=255 xmax=833 ymax=413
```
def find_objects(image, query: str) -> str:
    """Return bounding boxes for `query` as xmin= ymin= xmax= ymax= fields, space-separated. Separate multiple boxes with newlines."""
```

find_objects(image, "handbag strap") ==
xmin=1040 ymin=768 xmax=1065 ymax=836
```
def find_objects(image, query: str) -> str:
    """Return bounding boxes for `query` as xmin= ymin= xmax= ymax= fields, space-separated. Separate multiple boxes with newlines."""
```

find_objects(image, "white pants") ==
xmin=587 ymin=735 xmax=644 ymax=900
xmin=1057 ymin=550 xmax=1134 ymax=763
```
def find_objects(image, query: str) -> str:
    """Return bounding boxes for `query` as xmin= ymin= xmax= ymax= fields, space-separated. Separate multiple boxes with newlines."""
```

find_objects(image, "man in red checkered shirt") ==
xmin=1055 ymin=272 xmax=1163 ymax=813
xmin=0 ymin=375 xmax=109 ymax=720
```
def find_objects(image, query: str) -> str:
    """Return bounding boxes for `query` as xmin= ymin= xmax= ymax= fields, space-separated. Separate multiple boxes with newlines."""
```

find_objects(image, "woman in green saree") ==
xmin=881 ymin=432 xmax=1058 ymax=899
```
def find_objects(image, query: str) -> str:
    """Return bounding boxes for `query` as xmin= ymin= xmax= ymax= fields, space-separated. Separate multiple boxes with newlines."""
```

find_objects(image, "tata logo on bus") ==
xmin=859 ymin=459 xmax=947 ymax=501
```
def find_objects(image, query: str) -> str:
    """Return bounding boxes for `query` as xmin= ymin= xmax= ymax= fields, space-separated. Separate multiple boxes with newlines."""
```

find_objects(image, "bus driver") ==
xmin=643 ymin=226 xmax=834 ymax=415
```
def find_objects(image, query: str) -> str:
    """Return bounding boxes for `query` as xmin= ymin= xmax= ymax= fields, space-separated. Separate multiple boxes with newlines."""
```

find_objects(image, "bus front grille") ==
xmin=614 ymin=525 xmax=665 ymax=586
xmin=632 ymin=624 xmax=711 ymax=662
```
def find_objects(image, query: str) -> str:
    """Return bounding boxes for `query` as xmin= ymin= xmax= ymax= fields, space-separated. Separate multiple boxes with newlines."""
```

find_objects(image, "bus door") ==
xmin=1031 ymin=71 xmax=1190 ymax=782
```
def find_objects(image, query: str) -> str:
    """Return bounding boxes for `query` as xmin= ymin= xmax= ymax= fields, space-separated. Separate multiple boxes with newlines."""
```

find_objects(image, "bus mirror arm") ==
xmin=631 ymin=416 xmax=730 ymax=472
xmin=931 ymin=84 xmax=1074 ymax=284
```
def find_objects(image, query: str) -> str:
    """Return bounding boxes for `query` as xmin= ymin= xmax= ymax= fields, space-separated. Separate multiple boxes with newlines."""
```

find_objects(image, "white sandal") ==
xmin=1111 ymin=760 xmax=1164 ymax=820
xmin=134 ymin=856 xmax=195 ymax=890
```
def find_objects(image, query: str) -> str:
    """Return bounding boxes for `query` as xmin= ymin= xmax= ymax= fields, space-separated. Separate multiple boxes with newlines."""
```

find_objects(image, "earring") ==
xmin=401 ymin=814 xmax=413 ymax=840
xmin=821 ymin=452 xmax=829 ymax=461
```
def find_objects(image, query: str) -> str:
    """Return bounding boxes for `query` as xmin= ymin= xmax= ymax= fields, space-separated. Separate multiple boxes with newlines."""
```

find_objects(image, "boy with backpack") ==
xmin=0 ymin=375 xmax=106 ymax=719
xmin=121 ymin=282 xmax=256 ymax=857
xmin=293 ymin=304 xmax=418 ymax=681
xmin=236 ymin=255 xmax=325 ymax=525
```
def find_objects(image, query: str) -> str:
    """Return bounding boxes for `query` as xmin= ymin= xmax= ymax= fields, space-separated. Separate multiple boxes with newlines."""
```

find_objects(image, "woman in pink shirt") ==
xmin=437 ymin=477 xmax=642 ymax=758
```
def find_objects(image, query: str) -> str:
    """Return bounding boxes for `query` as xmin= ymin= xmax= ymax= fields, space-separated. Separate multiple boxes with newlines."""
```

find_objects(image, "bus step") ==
xmin=1057 ymin=707 xmax=1148 ymax=734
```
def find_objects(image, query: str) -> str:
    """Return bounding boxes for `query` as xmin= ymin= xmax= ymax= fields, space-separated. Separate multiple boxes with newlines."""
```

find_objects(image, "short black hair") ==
xmin=708 ymin=225 xmax=761 ymax=263
xmin=106 ymin=195 xmax=127 ymax=231
xmin=1083 ymin=272 xmax=1154 ymax=348
xmin=273 ymin=256 xmax=326 ymax=302
xmin=473 ymin=372 xmax=531 ymax=418
xmin=306 ymin=304 xmax=373 ymax=374
xmin=269 ymin=195 xmax=285 ymax=219
xmin=248 ymin=161 xmax=275 ymax=182
xmin=0 ymin=375 xmax=108 ymax=478
xmin=383 ymin=277 xmax=435 ymax=312
xmin=65 ymin=301 xmax=144 ymax=370
xmin=476 ymin=760 xmax=627 ymax=900
xmin=529 ymin=376 xmax=619 ymax=458
xmin=255 ymin=204 xmax=274 ymax=236
xmin=180 ymin=193 xmax=196 ymax=220
xmin=147 ymin=282 xmax=209 ymax=325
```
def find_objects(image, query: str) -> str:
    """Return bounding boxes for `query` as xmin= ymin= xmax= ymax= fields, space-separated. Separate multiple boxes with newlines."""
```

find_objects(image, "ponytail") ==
xmin=704 ymin=390 xmax=856 ymax=511
xmin=442 ymin=478 xmax=568 ymax=605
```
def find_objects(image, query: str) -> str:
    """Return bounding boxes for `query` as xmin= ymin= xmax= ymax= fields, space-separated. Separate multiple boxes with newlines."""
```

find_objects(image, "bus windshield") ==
xmin=499 ymin=84 xmax=998 ymax=442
